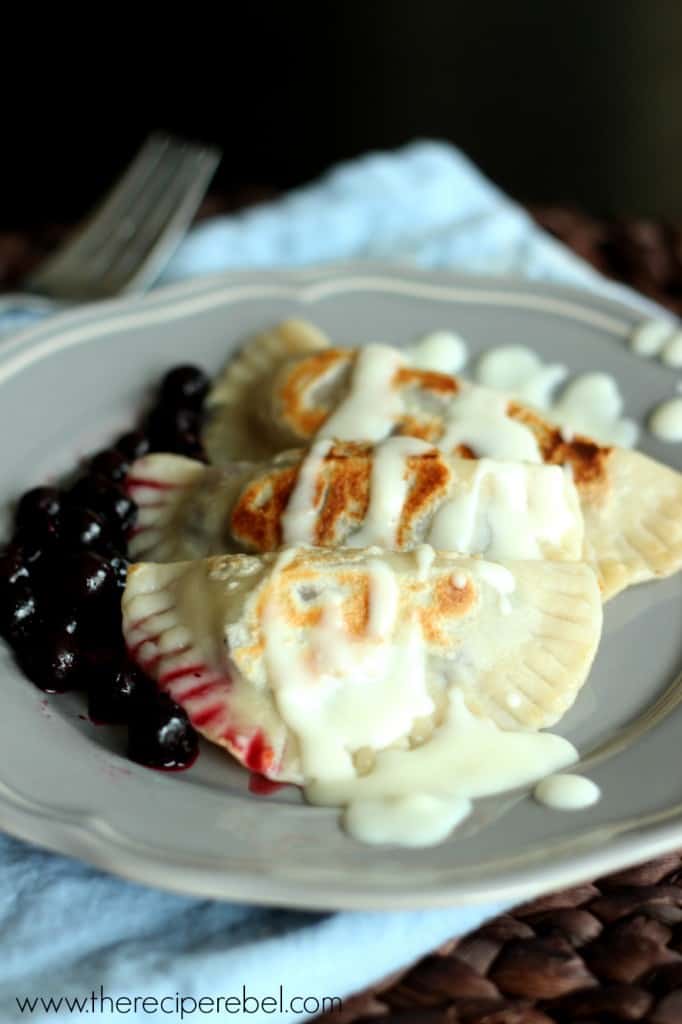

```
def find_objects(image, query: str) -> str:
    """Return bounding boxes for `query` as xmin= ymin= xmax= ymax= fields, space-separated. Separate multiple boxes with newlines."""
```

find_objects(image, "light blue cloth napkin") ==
xmin=0 ymin=141 xmax=656 ymax=1023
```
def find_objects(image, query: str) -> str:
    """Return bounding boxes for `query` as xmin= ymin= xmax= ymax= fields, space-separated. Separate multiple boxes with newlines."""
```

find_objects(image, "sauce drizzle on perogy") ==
xmin=318 ymin=345 xmax=404 ymax=443
xmin=348 ymin=437 xmax=434 ymax=549
xmin=281 ymin=439 xmax=333 ymax=544
xmin=474 ymin=346 xmax=638 ymax=447
xmin=260 ymin=548 xmax=579 ymax=847
xmin=438 ymin=384 xmax=543 ymax=461
xmin=311 ymin=688 xmax=578 ymax=846
xmin=312 ymin=333 xmax=640 ymax=452
xmin=285 ymin=437 xmax=582 ymax=561
xmin=427 ymin=458 xmax=581 ymax=561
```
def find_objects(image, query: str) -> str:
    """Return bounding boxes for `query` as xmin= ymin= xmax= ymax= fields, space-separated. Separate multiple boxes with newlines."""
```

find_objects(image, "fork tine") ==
xmin=78 ymin=143 xmax=188 ymax=278
xmin=61 ymin=136 xmax=175 ymax=258
xmin=27 ymin=135 xmax=172 ymax=284
xmin=27 ymin=134 xmax=221 ymax=300
xmin=96 ymin=147 xmax=220 ymax=294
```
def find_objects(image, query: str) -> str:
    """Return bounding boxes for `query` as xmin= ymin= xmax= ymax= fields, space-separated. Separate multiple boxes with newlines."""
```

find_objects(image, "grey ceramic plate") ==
xmin=0 ymin=266 xmax=681 ymax=910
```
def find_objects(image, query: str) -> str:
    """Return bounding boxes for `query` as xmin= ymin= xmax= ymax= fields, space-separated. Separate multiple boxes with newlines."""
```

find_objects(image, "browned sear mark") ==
xmin=507 ymin=401 xmax=612 ymax=487
xmin=231 ymin=467 xmax=298 ymax=551
xmin=419 ymin=573 xmax=474 ymax=645
xmin=397 ymin=452 xmax=452 ymax=547
xmin=393 ymin=366 xmax=460 ymax=394
xmin=270 ymin=567 xmax=371 ymax=639
xmin=396 ymin=415 xmax=442 ymax=442
xmin=550 ymin=438 xmax=613 ymax=487
xmin=277 ymin=349 xmax=353 ymax=438
xmin=313 ymin=448 xmax=372 ymax=544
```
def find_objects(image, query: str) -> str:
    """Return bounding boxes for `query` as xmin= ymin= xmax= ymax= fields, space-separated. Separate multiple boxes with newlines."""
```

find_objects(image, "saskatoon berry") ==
xmin=0 ymin=583 xmax=43 ymax=646
xmin=89 ymin=610 xmax=123 ymax=651
xmin=159 ymin=364 xmax=209 ymax=411
xmin=17 ymin=616 xmax=89 ymax=692
xmin=0 ymin=544 xmax=30 ymax=587
xmin=141 ymin=408 xmax=164 ymax=451
xmin=9 ymin=534 xmax=56 ymax=582
xmin=88 ymin=660 xmax=150 ymax=724
xmin=62 ymin=551 xmax=119 ymax=608
xmin=115 ymin=430 xmax=150 ymax=462
xmin=146 ymin=406 xmax=203 ymax=456
xmin=173 ymin=439 xmax=204 ymax=460
xmin=68 ymin=476 xmax=137 ymax=537
xmin=15 ymin=486 xmax=62 ymax=540
xmin=73 ymin=592 xmax=122 ymax=650
xmin=13 ymin=514 xmax=62 ymax=560
xmin=174 ymin=407 xmax=201 ymax=434
xmin=2 ymin=541 xmax=60 ymax=609
xmin=109 ymin=555 xmax=129 ymax=591
xmin=127 ymin=667 xmax=159 ymax=710
xmin=86 ymin=644 xmax=122 ymax=676
xmin=88 ymin=449 xmax=129 ymax=483
xmin=61 ymin=506 xmax=118 ymax=555
xmin=127 ymin=692 xmax=199 ymax=769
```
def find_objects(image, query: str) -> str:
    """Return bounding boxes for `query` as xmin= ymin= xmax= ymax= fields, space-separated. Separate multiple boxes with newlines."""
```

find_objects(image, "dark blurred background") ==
xmin=3 ymin=1 xmax=681 ymax=227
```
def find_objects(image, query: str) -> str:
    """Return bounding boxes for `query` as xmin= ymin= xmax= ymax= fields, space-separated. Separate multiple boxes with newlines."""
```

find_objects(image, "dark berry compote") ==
xmin=0 ymin=364 xmax=211 ymax=771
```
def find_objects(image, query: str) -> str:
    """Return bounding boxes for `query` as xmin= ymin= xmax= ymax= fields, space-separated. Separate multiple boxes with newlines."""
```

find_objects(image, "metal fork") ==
xmin=23 ymin=133 xmax=221 ymax=303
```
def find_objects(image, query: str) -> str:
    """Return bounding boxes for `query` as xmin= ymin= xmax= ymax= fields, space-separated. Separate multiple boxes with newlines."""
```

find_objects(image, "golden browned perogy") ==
xmin=199 ymin=321 xmax=682 ymax=600
xmin=127 ymin=444 xmax=583 ymax=564
xmin=122 ymin=548 xmax=603 ymax=783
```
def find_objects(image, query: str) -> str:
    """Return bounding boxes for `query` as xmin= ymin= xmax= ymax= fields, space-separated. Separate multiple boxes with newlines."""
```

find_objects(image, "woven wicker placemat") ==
xmin=2 ymin=197 xmax=681 ymax=1022
xmin=317 ymin=854 xmax=682 ymax=1023
xmin=530 ymin=205 xmax=682 ymax=318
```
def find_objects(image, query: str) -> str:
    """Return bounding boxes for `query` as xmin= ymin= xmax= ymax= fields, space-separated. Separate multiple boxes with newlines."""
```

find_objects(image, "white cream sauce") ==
xmin=533 ymin=773 xmax=600 ymax=810
xmin=551 ymin=374 xmax=638 ymax=447
xmin=474 ymin=346 xmax=638 ymax=447
xmin=476 ymin=346 xmax=567 ymax=407
xmin=318 ymin=342 xmax=542 ymax=461
xmin=438 ymin=385 xmax=543 ymax=462
xmin=649 ymin=398 xmax=682 ymax=442
xmin=309 ymin=690 xmax=578 ymax=846
xmin=344 ymin=794 xmax=472 ymax=847
xmin=314 ymin=335 xmax=640 ymax=455
xmin=335 ymin=437 xmax=579 ymax=560
xmin=263 ymin=557 xmax=434 ymax=782
xmin=278 ymin=430 xmax=583 ymax=563
xmin=261 ymin=551 xmax=578 ymax=847
xmin=281 ymin=439 xmax=333 ymax=544
xmin=427 ymin=459 xmax=579 ymax=561
xmin=414 ymin=543 xmax=435 ymax=580
xmin=661 ymin=330 xmax=682 ymax=369
xmin=348 ymin=436 xmax=434 ymax=548
xmin=366 ymin=559 xmax=400 ymax=638
xmin=630 ymin=318 xmax=674 ymax=357
xmin=469 ymin=560 xmax=515 ymax=598
xmin=471 ymin=560 xmax=516 ymax=615
xmin=407 ymin=331 xmax=468 ymax=374
xmin=628 ymin=319 xmax=682 ymax=377
xmin=318 ymin=344 xmax=404 ymax=443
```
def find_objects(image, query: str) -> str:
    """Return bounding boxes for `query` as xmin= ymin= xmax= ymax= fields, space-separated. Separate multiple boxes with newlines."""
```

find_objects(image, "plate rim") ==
xmin=1 ymin=262 xmax=680 ymax=911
